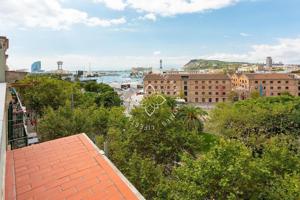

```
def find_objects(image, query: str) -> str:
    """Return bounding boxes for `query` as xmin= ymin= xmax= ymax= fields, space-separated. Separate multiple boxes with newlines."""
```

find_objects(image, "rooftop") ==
xmin=244 ymin=73 xmax=296 ymax=80
xmin=5 ymin=133 xmax=144 ymax=200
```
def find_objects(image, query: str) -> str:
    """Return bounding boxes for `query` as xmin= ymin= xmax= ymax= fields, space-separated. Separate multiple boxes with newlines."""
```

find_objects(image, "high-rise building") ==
xmin=266 ymin=57 xmax=273 ymax=68
xmin=0 ymin=36 xmax=9 ymax=82
xmin=160 ymin=59 xmax=163 ymax=70
xmin=31 ymin=61 xmax=42 ymax=73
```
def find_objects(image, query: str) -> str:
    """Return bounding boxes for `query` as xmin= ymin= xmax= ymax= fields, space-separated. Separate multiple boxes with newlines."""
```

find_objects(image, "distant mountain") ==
xmin=183 ymin=59 xmax=249 ymax=71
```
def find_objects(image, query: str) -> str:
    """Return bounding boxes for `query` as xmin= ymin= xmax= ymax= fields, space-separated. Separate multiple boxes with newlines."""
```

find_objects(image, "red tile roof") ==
xmin=5 ymin=134 xmax=144 ymax=200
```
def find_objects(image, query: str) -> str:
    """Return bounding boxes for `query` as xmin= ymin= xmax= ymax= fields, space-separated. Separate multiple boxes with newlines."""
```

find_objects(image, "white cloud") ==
xmin=153 ymin=51 xmax=161 ymax=55
xmin=95 ymin=0 xmax=239 ymax=16
xmin=93 ymin=0 xmax=127 ymax=10
xmin=202 ymin=37 xmax=300 ymax=64
xmin=240 ymin=32 xmax=251 ymax=37
xmin=139 ymin=13 xmax=157 ymax=21
xmin=0 ymin=0 xmax=126 ymax=30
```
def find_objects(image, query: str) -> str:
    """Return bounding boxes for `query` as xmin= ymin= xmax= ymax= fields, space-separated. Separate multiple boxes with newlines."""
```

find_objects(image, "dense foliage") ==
xmin=17 ymin=76 xmax=300 ymax=199
xmin=208 ymin=96 xmax=300 ymax=148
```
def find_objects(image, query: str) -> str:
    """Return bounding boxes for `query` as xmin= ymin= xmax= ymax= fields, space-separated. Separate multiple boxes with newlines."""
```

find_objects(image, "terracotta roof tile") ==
xmin=5 ymin=134 xmax=144 ymax=200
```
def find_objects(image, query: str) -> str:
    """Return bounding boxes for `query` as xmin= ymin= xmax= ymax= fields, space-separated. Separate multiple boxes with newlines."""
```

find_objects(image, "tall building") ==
xmin=160 ymin=59 xmax=163 ymax=70
xmin=31 ymin=61 xmax=42 ymax=73
xmin=0 ymin=36 xmax=9 ymax=82
xmin=266 ymin=57 xmax=273 ymax=68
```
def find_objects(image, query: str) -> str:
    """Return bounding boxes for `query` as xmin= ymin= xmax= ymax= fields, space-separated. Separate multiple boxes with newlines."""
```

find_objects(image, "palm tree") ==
xmin=176 ymin=105 xmax=207 ymax=132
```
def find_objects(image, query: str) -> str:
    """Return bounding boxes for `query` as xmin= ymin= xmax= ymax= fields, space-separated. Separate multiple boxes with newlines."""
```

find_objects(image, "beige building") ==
xmin=144 ymin=72 xmax=300 ymax=103
xmin=233 ymin=73 xmax=300 ymax=99
xmin=0 ymin=36 xmax=9 ymax=82
xmin=144 ymin=73 xmax=232 ymax=103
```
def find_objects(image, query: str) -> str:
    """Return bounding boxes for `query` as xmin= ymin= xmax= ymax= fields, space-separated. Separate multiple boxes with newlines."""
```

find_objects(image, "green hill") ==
xmin=184 ymin=59 xmax=249 ymax=71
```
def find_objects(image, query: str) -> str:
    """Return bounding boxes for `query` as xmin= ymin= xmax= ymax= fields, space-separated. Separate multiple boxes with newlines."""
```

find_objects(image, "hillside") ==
xmin=184 ymin=59 xmax=249 ymax=71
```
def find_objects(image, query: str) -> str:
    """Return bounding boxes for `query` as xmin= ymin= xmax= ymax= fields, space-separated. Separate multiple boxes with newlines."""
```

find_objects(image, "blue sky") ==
xmin=1 ymin=0 xmax=300 ymax=70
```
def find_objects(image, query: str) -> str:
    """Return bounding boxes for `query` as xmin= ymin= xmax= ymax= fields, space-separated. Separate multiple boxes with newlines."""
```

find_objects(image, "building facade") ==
xmin=0 ymin=36 xmax=9 ymax=83
xmin=233 ymin=73 xmax=300 ymax=98
xmin=144 ymin=72 xmax=300 ymax=103
xmin=144 ymin=72 xmax=232 ymax=103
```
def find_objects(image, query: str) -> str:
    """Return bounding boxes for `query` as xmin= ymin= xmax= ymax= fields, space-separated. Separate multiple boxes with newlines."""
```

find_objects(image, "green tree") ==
xmin=157 ymin=138 xmax=300 ymax=200
xmin=176 ymin=105 xmax=207 ymax=132
xmin=207 ymin=96 xmax=300 ymax=147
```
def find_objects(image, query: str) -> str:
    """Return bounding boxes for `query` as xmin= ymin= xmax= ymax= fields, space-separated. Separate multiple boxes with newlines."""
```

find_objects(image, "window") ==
xmin=195 ymin=81 xmax=198 ymax=84
xmin=173 ymin=92 xmax=177 ymax=95
xmin=161 ymin=91 xmax=165 ymax=94
xmin=161 ymin=81 xmax=163 ymax=83
xmin=202 ymin=86 xmax=205 ymax=89
xmin=216 ymin=86 xmax=219 ymax=89
xmin=286 ymin=87 xmax=289 ymax=90
xmin=262 ymin=81 xmax=266 ymax=84
xmin=154 ymin=86 xmax=158 ymax=89
xmin=278 ymin=86 xmax=281 ymax=90
xmin=209 ymin=81 xmax=212 ymax=84
xmin=270 ymin=81 xmax=273 ymax=84
xmin=209 ymin=92 xmax=212 ymax=95
xmin=255 ymin=81 xmax=258 ymax=84
xmin=216 ymin=98 xmax=219 ymax=102
xmin=154 ymin=81 xmax=157 ymax=83
xmin=216 ymin=92 xmax=219 ymax=95
xmin=202 ymin=98 xmax=205 ymax=103
xmin=202 ymin=92 xmax=205 ymax=95
xmin=270 ymin=86 xmax=273 ymax=90
xmin=184 ymin=86 xmax=188 ymax=90
xmin=167 ymin=92 xmax=170 ymax=95
xmin=167 ymin=86 xmax=170 ymax=89
xmin=174 ymin=81 xmax=176 ymax=83
xmin=195 ymin=92 xmax=198 ymax=95
xmin=216 ymin=81 xmax=219 ymax=84
xmin=222 ymin=81 xmax=226 ymax=84
xmin=271 ymin=92 xmax=274 ymax=96
xmin=223 ymin=92 xmax=226 ymax=95
xmin=209 ymin=98 xmax=212 ymax=103
xmin=167 ymin=81 xmax=170 ymax=83
xmin=278 ymin=81 xmax=281 ymax=84
xmin=174 ymin=86 xmax=176 ymax=89
xmin=195 ymin=86 xmax=199 ymax=89
xmin=148 ymin=92 xmax=152 ymax=94
xmin=148 ymin=86 xmax=152 ymax=89
xmin=278 ymin=93 xmax=281 ymax=96
xmin=184 ymin=91 xmax=188 ymax=96
xmin=202 ymin=81 xmax=205 ymax=84
xmin=208 ymin=86 xmax=212 ymax=89
xmin=161 ymin=86 xmax=164 ymax=89
xmin=223 ymin=98 xmax=226 ymax=102
xmin=195 ymin=98 xmax=199 ymax=103
xmin=148 ymin=81 xmax=151 ymax=84
xmin=184 ymin=81 xmax=188 ymax=85
xmin=286 ymin=81 xmax=289 ymax=84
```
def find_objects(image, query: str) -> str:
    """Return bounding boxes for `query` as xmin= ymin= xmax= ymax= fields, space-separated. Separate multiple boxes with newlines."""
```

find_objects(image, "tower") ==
xmin=57 ymin=61 xmax=63 ymax=70
xmin=0 ymin=36 xmax=9 ymax=82
xmin=160 ymin=59 xmax=162 ymax=70
xmin=266 ymin=57 xmax=272 ymax=68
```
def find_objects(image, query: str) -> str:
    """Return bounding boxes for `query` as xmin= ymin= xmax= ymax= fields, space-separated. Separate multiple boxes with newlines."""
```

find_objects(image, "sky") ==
xmin=1 ymin=0 xmax=300 ymax=71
